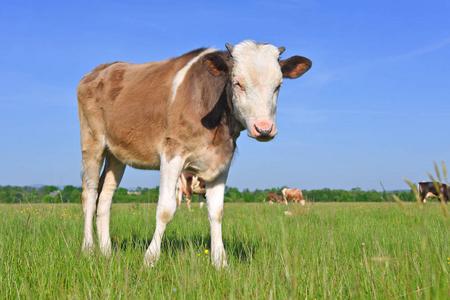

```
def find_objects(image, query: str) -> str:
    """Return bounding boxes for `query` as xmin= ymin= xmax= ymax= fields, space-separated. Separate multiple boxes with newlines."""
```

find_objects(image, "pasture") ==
xmin=1 ymin=202 xmax=450 ymax=298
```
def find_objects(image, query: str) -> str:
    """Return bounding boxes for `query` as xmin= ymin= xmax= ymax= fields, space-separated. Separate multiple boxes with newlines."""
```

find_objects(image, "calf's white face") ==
xmin=229 ymin=42 xmax=284 ymax=142
xmin=202 ymin=40 xmax=312 ymax=142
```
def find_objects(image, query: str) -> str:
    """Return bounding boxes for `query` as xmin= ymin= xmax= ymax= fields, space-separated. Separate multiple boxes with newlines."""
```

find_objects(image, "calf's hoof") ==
xmin=144 ymin=251 xmax=159 ymax=268
xmin=81 ymin=242 xmax=95 ymax=256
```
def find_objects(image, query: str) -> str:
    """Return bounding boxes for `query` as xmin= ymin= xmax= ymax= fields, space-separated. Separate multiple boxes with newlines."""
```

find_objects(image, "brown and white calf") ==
xmin=282 ymin=188 xmax=305 ymax=205
xmin=417 ymin=181 xmax=449 ymax=203
xmin=176 ymin=172 xmax=206 ymax=210
xmin=77 ymin=40 xmax=311 ymax=268
xmin=266 ymin=193 xmax=284 ymax=204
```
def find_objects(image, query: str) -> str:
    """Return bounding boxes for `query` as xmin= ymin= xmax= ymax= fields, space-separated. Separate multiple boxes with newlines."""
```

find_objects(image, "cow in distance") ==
xmin=417 ymin=181 xmax=449 ymax=203
xmin=282 ymin=188 xmax=305 ymax=205
xmin=176 ymin=172 xmax=206 ymax=210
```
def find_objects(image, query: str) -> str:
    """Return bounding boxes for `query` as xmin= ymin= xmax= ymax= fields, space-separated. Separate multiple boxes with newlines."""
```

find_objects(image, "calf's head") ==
xmin=202 ymin=40 xmax=311 ymax=142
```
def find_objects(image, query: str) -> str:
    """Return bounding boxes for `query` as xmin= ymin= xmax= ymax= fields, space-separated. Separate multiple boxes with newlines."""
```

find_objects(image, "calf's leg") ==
xmin=144 ymin=155 xmax=183 ymax=267
xmin=206 ymin=166 xmax=230 ymax=269
xmin=96 ymin=152 xmax=126 ymax=257
xmin=186 ymin=197 xmax=192 ymax=211
xmin=199 ymin=194 xmax=205 ymax=209
xmin=175 ymin=186 xmax=183 ymax=208
xmin=80 ymin=138 xmax=105 ymax=254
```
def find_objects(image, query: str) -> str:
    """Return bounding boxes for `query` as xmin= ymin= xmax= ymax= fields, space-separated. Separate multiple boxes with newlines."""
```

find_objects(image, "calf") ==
xmin=417 ymin=181 xmax=449 ymax=203
xmin=176 ymin=172 xmax=206 ymax=210
xmin=282 ymin=188 xmax=305 ymax=205
xmin=77 ymin=40 xmax=311 ymax=268
xmin=267 ymin=193 xmax=284 ymax=204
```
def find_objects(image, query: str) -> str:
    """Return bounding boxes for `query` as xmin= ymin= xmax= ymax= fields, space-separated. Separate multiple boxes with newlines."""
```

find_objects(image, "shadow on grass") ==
xmin=112 ymin=233 xmax=259 ymax=262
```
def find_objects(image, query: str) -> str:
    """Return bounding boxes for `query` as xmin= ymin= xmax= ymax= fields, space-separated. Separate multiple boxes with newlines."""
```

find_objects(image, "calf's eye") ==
xmin=233 ymin=81 xmax=245 ymax=91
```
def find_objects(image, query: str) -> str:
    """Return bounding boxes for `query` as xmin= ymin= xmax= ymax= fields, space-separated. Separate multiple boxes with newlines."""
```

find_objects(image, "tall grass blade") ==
xmin=428 ymin=173 xmax=444 ymax=201
xmin=379 ymin=181 xmax=390 ymax=202
xmin=434 ymin=161 xmax=442 ymax=183
xmin=403 ymin=178 xmax=422 ymax=208
xmin=442 ymin=161 xmax=448 ymax=185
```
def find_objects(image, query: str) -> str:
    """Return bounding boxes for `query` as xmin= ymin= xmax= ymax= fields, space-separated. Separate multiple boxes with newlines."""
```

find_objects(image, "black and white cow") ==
xmin=417 ymin=181 xmax=449 ymax=203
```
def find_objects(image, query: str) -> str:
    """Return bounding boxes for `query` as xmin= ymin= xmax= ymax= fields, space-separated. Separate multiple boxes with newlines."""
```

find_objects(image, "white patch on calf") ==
xmin=170 ymin=48 xmax=217 ymax=104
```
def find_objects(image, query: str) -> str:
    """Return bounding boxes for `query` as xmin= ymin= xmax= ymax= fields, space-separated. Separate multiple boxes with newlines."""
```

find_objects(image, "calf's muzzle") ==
xmin=252 ymin=121 xmax=276 ymax=142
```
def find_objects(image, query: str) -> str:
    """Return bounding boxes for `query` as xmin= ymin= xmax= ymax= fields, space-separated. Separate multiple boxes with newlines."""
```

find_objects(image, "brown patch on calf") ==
xmin=81 ymin=62 xmax=122 ymax=84
xmin=108 ymin=69 xmax=125 ymax=100
xmin=158 ymin=209 xmax=173 ymax=224
xmin=96 ymin=81 xmax=104 ymax=92
xmin=213 ymin=208 xmax=224 ymax=222
xmin=164 ymin=137 xmax=184 ymax=162
xmin=109 ymin=87 xmax=123 ymax=101
xmin=110 ymin=68 xmax=125 ymax=84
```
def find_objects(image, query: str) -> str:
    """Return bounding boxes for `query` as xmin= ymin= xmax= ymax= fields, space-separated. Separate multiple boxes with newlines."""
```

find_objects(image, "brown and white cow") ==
xmin=176 ymin=172 xmax=206 ymax=210
xmin=266 ymin=192 xmax=284 ymax=204
xmin=77 ymin=40 xmax=311 ymax=268
xmin=417 ymin=181 xmax=449 ymax=203
xmin=282 ymin=188 xmax=305 ymax=205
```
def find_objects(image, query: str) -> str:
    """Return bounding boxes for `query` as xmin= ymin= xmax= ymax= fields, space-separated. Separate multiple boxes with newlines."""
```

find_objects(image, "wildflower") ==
xmin=204 ymin=249 xmax=209 ymax=255
xmin=198 ymin=254 xmax=201 ymax=256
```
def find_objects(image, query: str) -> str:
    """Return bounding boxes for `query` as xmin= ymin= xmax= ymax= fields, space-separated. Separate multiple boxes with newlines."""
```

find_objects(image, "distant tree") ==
xmin=243 ymin=192 xmax=253 ymax=202
xmin=70 ymin=189 xmax=82 ymax=203
xmin=0 ymin=189 xmax=8 ymax=203
xmin=38 ymin=185 xmax=59 ymax=197
xmin=42 ymin=194 xmax=54 ymax=203
xmin=224 ymin=187 xmax=242 ymax=202
xmin=60 ymin=185 xmax=75 ymax=202
xmin=0 ymin=184 xmax=417 ymax=203
xmin=253 ymin=189 xmax=266 ymax=202
xmin=113 ymin=187 xmax=128 ymax=203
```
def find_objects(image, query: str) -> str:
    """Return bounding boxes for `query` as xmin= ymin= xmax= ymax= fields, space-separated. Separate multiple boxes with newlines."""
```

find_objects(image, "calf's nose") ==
xmin=254 ymin=122 xmax=273 ymax=136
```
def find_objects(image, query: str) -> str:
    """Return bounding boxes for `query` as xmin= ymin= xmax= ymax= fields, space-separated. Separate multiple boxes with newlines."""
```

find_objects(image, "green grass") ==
xmin=1 ymin=202 xmax=450 ymax=299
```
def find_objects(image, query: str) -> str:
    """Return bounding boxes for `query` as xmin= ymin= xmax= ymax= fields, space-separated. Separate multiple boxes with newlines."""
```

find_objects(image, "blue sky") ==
xmin=1 ymin=0 xmax=449 ymax=191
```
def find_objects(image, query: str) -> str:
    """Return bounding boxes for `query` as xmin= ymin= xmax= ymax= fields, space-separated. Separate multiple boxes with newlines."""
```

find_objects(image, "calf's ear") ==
xmin=201 ymin=53 xmax=229 ymax=76
xmin=280 ymin=56 xmax=312 ymax=79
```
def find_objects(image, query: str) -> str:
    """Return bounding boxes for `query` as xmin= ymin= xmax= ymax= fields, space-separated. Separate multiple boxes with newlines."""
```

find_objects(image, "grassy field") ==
xmin=1 ymin=201 xmax=450 ymax=299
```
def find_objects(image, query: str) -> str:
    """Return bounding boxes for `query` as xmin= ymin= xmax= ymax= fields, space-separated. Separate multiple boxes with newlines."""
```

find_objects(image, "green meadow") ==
xmin=1 ymin=202 xmax=449 ymax=299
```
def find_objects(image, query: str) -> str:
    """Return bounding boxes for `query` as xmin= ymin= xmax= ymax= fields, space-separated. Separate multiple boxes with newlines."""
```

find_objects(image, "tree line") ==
xmin=0 ymin=185 xmax=417 ymax=204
